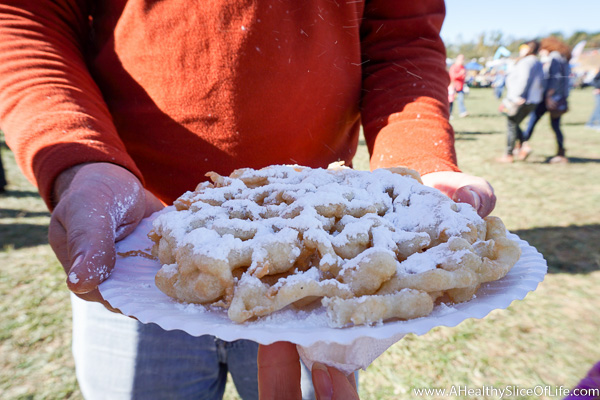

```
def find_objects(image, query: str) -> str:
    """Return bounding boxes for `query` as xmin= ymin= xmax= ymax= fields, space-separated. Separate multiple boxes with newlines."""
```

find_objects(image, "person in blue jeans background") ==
xmin=520 ymin=37 xmax=572 ymax=163
xmin=492 ymin=69 xmax=506 ymax=100
xmin=497 ymin=41 xmax=544 ymax=163
xmin=449 ymin=54 xmax=469 ymax=118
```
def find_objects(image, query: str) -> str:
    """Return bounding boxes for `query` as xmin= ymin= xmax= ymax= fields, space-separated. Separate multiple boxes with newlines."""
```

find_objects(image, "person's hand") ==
xmin=48 ymin=162 xmax=164 ymax=309
xmin=545 ymin=95 xmax=558 ymax=110
xmin=258 ymin=342 xmax=359 ymax=400
xmin=421 ymin=171 xmax=496 ymax=218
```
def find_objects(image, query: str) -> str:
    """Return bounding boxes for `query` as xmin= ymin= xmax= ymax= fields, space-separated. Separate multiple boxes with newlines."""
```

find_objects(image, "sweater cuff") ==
xmin=367 ymin=100 xmax=461 ymax=176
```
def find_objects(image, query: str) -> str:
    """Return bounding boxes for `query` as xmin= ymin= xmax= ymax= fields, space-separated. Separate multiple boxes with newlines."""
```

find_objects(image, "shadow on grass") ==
xmin=455 ymin=130 xmax=502 ymax=137
xmin=524 ymin=156 xmax=600 ymax=164
xmin=461 ymin=113 xmax=503 ymax=118
xmin=0 ymin=208 xmax=50 ymax=219
xmin=1 ymin=189 xmax=42 ymax=198
xmin=561 ymin=121 xmax=587 ymax=127
xmin=557 ymin=157 xmax=600 ymax=164
xmin=0 ymin=223 xmax=48 ymax=249
xmin=513 ymin=224 xmax=600 ymax=274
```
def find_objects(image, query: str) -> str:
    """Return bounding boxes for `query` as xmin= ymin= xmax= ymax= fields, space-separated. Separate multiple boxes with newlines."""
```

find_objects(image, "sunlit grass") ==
xmin=357 ymin=87 xmax=600 ymax=400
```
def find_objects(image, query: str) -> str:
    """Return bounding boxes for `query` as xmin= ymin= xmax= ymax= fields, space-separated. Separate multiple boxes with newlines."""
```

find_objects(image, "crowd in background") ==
xmin=447 ymin=40 xmax=600 ymax=395
xmin=448 ymin=36 xmax=600 ymax=165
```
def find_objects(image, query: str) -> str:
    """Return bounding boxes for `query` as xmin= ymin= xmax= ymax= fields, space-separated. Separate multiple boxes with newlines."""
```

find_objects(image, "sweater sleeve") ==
xmin=359 ymin=0 xmax=459 ymax=175
xmin=0 ymin=1 xmax=143 ymax=209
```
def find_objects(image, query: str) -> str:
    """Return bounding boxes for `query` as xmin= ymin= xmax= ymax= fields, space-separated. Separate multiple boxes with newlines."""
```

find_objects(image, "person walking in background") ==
xmin=449 ymin=54 xmax=469 ymax=117
xmin=585 ymin=68 xmax=600 ymax=130
xmin=492 ymin=69 xmax=506 ymax=99
xmin=448 ymin=83 xmax=456 ymax=118
xmin=520 ymin=37 xmax=572 ymax=163
xmin=497 ymin=40 xmax=544 ymax=163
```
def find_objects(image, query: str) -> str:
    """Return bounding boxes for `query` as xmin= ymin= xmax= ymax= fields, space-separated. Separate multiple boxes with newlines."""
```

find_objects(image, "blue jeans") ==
xmin=71 ymin=295 xmax=317 ymax=399
xmin=449 ymin=90 xmax=467 ymax=115
xmin=523 ymin=101 xmax=564 ymax=150
xmin=494 ymin=86 xmax=504 ymax=99
xmin=587 ymin=92 xmax=600 ymax=127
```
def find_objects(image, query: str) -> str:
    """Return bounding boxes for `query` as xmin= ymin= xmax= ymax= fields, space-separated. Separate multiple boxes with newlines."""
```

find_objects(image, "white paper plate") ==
xmin=99 ymin=208 xmax=547 ymax=372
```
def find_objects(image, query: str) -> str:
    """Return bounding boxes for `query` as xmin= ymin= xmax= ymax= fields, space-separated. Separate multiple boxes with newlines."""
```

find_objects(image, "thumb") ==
xmin=452 ymin=186 xmax=481 ymax=212
xmin=452 ymin=185 xmax=496 ymax=218
xmin=48 ymin=163 xmax=148 ymax=294
xmin=49 ymin=188 xmax=125 ymax=294
xmin=64 ymin=204 xmax=118 ymax=294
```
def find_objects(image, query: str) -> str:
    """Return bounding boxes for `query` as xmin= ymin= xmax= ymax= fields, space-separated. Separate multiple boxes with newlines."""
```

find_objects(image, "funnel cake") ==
xmin=149 ymin=164 xmax=520 ymax=327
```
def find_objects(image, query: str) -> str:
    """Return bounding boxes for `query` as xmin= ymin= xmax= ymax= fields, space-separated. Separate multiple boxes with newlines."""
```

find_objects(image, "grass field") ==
xmin=1 ymin=87 xmax=599 ymax=399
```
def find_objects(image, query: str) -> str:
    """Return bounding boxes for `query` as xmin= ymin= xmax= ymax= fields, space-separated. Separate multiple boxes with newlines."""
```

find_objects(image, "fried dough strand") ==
xmin=149 ymin=165 xmax=520 ymax=327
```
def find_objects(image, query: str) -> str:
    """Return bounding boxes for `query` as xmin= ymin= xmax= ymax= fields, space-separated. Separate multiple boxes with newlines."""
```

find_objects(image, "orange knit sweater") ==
xmin=0 ymin=0 xmax=458 ymax=208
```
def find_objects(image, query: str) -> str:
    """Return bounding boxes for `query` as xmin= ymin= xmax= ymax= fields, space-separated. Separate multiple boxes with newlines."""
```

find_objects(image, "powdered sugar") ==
xmin=269 ymin=267 xmax=322 ymax=291
xmin=151 ymin=165 xmax=487 ymax=325
xmin=398 ymin=242 xmax=470 ymax=274
xmin=153 ymin=165 xmax=482 ymax=264
xmin=174 ymin=302 xmax=207 ymax=314
xmin=68 ymin=272 xmax=80 ymax=284
xmin=159 ymin=263 xmax=178 ymax=279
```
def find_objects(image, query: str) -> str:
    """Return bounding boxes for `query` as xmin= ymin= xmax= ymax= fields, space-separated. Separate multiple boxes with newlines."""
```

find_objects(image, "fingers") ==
xmin=421 ymin=171 xmax=496 ymax=218
xmin=258 ymin=342 xmax=302 ymax=400
xmin=257 ymin=342 xmax=360 ymax=400
xmin=312 ymin=363 xmax=359 ymax=400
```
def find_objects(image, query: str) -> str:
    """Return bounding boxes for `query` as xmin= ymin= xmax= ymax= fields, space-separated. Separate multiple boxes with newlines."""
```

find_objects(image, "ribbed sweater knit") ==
xmin=0 ymin=0 xmax=458 ymax=208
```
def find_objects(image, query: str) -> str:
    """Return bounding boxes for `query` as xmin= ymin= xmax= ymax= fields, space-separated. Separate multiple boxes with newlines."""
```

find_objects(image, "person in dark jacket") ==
xmin=519 ymin=36 xmax=572 ymax=163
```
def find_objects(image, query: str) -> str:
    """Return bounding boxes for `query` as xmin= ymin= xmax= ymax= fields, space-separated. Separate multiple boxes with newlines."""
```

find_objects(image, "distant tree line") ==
xmin=445 ymin=30 xmax=600 ymax=60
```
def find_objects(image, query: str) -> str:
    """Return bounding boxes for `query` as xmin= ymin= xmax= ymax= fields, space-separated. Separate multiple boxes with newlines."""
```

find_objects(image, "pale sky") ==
xmin=441 ymin=0 xmax=600 ymax=44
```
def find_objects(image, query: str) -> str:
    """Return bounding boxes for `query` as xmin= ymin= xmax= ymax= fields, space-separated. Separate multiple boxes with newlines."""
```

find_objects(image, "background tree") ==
xmin=444 ymin=30 xmax=600 ymax=62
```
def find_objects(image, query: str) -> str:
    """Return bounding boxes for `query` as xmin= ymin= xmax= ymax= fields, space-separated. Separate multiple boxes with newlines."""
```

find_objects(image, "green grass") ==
xmin=0 ymin=144 xmax=79 ymax=398
xmin=1 ymin=88 xmax=600 ymax=399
